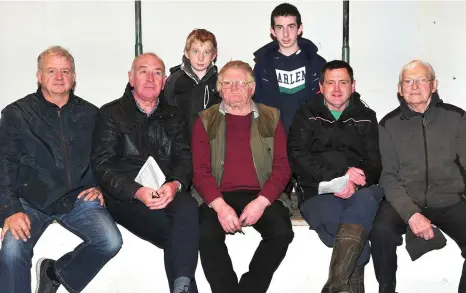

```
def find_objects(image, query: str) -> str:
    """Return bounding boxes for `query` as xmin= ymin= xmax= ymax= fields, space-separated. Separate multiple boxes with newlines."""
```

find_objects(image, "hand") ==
xmin=239 ymin=196 xmax=270 ymax=226
xmin=211 ymin=198 xmax=241 ymax=233
xmin=134 ymin=186 xmax=160 ymax=207
xmin=408 ymin=213 xmax=434 ymax=240
xmin=334 ymin=181 xmax=356 ymax=199
xmin=77 ymin=187 xmax=105 ymax=206
xmin=347 ymin=167 xmax=366 ymax=186
xmin=148 ymin=181 xmax=180 ymax=210
xmin=1 ymin=212 xmax=31 ymax=242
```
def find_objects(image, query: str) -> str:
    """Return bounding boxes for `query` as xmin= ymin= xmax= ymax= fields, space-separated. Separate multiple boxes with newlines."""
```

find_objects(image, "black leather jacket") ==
xmin=91 ymin=84 xmax=193 ymax=202
xmin=0 ymin=88 xmax=98 ymax=223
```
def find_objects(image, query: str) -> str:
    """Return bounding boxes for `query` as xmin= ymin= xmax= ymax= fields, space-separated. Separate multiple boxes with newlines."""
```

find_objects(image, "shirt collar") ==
xmin=132 ymin=90 xmax=159 ymax=116
xmin=219 ymin=101 xmax=259 ymax=118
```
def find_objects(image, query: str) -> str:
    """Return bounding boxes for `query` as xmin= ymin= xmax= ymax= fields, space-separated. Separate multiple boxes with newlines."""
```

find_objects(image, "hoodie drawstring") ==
xmin=204 ymin=85 xmax=210 ymax=109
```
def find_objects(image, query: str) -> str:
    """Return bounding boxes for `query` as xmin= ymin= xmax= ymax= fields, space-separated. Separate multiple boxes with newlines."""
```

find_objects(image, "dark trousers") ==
xmin=199 ymin=190 xmax=294 ymax=293
xmin=300 ymin=185 xmax=384 ymax=265
xmin=370 ymin=200 xmax=466 ymax=293
xmin=106 ymin=191 xmax=199 ymax=293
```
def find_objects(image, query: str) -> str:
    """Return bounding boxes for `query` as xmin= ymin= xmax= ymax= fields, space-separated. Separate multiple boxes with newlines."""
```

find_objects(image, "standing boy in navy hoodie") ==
xmin=253 ymin=3 xmax=326 ymax=134
xmin=165 ymin=29 xmax=221 ymax=138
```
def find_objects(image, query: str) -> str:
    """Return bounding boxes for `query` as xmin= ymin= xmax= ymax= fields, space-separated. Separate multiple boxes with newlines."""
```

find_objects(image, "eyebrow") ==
xmin=136 ymin=65 xmax=163 ymax=71
xmin=45 ymin=67 xmax=72 ymax=71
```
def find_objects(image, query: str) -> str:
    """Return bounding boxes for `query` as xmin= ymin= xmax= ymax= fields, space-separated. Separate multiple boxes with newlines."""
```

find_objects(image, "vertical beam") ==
xmin=135 ymin=0 xmax=143 ymax=57
xmin=342 ymin=0 xmax=350 ymax=63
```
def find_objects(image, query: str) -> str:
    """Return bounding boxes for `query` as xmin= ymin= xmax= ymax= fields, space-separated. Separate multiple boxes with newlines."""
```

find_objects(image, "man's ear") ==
xmin=128 ymin=71 xmax=134 ymax=87
xmin=270 ymin=27 xmax=277 ymax=39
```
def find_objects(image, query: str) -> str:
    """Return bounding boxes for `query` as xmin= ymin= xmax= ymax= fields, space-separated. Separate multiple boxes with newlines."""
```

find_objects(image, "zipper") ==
xmin=421 ymin=115 xmax=428 ymax=208
xmin=58 ymin=109 xmax=72 ymax=190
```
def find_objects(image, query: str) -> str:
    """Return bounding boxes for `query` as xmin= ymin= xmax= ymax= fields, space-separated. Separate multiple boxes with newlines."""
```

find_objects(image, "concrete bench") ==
xmin=0 ymin=222 xmax=459 ymax=293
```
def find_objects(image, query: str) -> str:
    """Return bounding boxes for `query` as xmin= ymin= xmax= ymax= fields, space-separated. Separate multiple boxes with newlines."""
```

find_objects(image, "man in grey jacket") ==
xmin=370 ymin=60 xmax=466 ymax=293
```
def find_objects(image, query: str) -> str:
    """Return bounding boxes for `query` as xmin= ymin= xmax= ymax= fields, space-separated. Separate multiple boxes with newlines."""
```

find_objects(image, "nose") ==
xmin=55 ymin=71 xmax=63 ymax=80
xmin=412 ymin=80 xmax=420 ymax=89
xmin=147 ymin=71 xmax=155 ymax=82
xmin=333 ymin=83 xmax=341 ymax=92
xmin=199 ymin=53 xmax=204 ymax=62
xmin=283 ymin=27 xmax=289 ymax=37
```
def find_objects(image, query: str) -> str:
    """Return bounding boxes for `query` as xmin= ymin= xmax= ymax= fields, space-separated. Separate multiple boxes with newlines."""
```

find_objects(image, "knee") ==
xmin=0 ymin=233 xmax=31 ymax=265
xmin=93 ymin=225 xmax=123 ymax=257
xmin=276 ymin=227 xmax=294 ymax=245
xmin=354 ymin=187 xmax=382 ymax=211
xmin=267 ymin=222 xmax=294 ymax=245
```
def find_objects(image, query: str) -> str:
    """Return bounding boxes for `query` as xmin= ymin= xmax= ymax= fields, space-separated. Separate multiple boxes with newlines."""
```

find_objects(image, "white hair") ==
xmin=399 ymin=60 xmax=436 ymax=84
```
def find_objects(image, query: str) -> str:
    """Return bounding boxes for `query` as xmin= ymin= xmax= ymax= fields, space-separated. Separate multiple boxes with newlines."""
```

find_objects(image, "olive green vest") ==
xmin=196 ymin=102 xmax=291 ymax=212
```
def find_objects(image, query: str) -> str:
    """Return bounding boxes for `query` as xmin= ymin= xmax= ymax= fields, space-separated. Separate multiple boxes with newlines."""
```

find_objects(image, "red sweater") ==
xmin=192 ymin=113 xmax=291 ymax=204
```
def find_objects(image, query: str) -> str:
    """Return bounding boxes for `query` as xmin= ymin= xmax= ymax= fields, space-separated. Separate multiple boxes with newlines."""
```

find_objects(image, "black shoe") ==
xmin=36 ymin=258 xmax=60 ymax=293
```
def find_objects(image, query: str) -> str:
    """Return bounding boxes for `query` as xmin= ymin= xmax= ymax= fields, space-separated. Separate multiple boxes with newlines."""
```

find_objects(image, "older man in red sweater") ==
xmin=191 ymin=60 xmax=294 ymax=293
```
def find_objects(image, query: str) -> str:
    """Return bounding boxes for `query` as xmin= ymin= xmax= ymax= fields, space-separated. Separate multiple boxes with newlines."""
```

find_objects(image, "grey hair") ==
xmin=37 ymin=46 xmax=75 ymax=73
xmin=399 ymin=60 xmax=436 ymax=84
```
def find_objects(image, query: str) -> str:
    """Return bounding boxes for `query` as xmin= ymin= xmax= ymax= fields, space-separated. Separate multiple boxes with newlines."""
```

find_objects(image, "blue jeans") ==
xmin=300 ymin=185 xmax=383 ymax=266
xmin=0 ymin=197 xmax=122 ymax=293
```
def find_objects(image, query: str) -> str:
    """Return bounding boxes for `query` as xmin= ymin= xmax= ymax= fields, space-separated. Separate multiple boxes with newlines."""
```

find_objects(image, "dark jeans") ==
xmin=0 ymin=197 xmax=122 ymax=293
xmin=370 ymin=200 xmax=466 ymax=293
xmin=199 ymin=190 xmax=294 ymax=293
xmin=106 ymin=191 xmax=199 ymax=293
xmin=300 ymin=185 xmax=384 ymax=265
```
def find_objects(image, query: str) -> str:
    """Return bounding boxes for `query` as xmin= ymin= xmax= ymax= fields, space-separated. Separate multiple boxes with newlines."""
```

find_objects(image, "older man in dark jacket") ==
xmin=288 ymin=60 xmax=384 ymax=293
xmin=91 ymin=53 xmax=199 ymax=293
xmin=370 ymin=60 xmax=466 ymax=293
xmin=0 ymin=46 xmax=122 ymax=293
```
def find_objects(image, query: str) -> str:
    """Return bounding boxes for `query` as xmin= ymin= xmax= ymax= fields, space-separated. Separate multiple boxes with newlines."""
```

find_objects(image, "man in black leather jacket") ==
xmin=0 ymin=46 xmax=122 ymax=293
xmin=91 ymin=53 xmax=199 ymax=293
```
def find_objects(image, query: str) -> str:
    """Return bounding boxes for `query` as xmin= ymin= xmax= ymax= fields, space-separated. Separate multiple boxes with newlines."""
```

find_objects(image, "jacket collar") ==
xmin=169 ymin=56 xmax=218 ymax=84
xmin=253 ymin=37 xmax=319 ymax=61
xmin=35 ymin=86 xmax=79 ymax=108
xmin=309 ymin=92 xmax=365 ymax=116
xmin=121 ymin=83 xmax=168 ymax=116
xmin=399 ymin=91 xmax=442 ymax=119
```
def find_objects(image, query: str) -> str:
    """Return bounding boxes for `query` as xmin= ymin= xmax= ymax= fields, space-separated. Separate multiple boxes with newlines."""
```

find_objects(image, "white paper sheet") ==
xmin=134 ymin=156 xmax=166 ymax=190
xmin=318 ymin=174 xmax=350 ymax=194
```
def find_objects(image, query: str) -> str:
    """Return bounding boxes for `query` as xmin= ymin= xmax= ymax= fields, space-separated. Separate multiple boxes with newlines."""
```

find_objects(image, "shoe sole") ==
xmin=35 ymin=257 xmax=48 ymax=293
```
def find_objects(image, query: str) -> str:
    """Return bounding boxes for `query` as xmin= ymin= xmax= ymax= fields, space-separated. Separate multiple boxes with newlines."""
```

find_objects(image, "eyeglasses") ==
xmin=401 ymin=78 xmax=433 ymax=87
xmin=220 ymin=80 xmax=253 ymax=89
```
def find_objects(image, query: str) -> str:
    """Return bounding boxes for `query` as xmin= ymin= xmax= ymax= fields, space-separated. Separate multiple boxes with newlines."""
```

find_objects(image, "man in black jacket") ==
xmin=370 ymin=60 xmax=466 ymax=293
xmin=0 ymin=46 xmax=122 ymax=293
xmin=288 ymin=60 xmax=383 ymax=293
xmin=91 ymin=53 xmax=199 ymax=293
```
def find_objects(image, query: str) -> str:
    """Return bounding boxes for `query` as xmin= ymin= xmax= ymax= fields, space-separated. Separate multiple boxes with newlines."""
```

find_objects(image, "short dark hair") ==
xmin=271 ymin=3 xmax=302 ymax=28
xmin=319 ymin=60 xmax=354 ymax=84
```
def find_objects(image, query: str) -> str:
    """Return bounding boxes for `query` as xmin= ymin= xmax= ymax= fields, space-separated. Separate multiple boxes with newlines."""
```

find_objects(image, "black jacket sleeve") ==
xmin=165 ymin=109 xmax=193 ymax=191
xmin=0 ymin=105 xmax=25 ymax=222
xmin=91 ymin=108 xmax=142 ymax=202
xmin=358 ymin=110 xmax=382 ymax=186
xmin=288 ymin=107 xmax=346 ymax=187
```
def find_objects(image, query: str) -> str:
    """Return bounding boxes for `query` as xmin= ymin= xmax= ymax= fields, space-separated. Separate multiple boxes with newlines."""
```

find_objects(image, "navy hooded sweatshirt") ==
xmin=253 ymin=38 xmax=326 ymax=134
